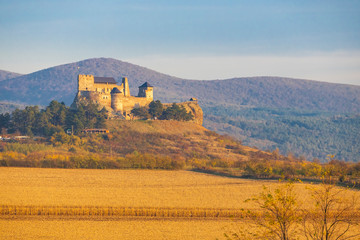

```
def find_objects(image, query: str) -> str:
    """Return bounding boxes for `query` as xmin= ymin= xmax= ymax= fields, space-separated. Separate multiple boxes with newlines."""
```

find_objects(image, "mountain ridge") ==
xmin=0 ymin=70 xmax=22 ymax=82
xmin=1 ymin=57 xmax=360 ymax=161
xmin=1 ymin=57 xmax=359 ymax=113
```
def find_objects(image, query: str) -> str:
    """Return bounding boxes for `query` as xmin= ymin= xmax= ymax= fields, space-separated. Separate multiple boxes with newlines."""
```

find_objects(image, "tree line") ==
xmin=131 ymin=100 xmax=194 ymax=121
xmin=0 ymin=100 xmax=107 ymax=137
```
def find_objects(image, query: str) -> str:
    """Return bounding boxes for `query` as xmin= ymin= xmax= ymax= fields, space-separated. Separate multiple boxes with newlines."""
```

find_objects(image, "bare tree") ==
xmin=245 ymin=182 xmax=301 ymax=240
xmin=303 ymin=180 xmax=360 ymax=240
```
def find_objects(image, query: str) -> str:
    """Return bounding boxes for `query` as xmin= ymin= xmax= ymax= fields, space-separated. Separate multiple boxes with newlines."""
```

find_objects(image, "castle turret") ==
xmin=111 ymin=87 xmax=123 ymax=112
xmin=78 ymin=74 xmax=95 ymax=91
xmin=138 ymin=82 xmax=153 ymax=101
xmin=122 ymin=77 xmax=130 ymax=97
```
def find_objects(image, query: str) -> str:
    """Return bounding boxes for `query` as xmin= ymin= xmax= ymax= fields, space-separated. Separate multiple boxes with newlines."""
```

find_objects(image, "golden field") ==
xmin=1 ymin=218 xmax=252 ymax=240
xmin=0 ymin=167 xmax=287 ymax=209
xmin=1 ymin=167 xmax=359 ymax=240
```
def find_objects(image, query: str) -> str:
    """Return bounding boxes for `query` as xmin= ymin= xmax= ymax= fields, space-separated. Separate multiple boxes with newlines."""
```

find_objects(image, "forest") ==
xmin=203 ymin=104 xmax=360 ymax=162
xmin=0 ymin=100 xmax=107 ymax=137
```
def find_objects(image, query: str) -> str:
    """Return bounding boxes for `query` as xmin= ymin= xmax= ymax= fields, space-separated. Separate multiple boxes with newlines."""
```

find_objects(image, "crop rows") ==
xmin=0 ymin=205 xmax=249 ymax=219
xmin=2 ymin=205 xmax=360 ymax=220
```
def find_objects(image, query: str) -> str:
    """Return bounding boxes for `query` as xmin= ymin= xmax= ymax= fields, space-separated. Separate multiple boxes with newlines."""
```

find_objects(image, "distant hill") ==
xmin=0 ymin=58 xmax=359 ymax=113
xmin=1 ymin=57 xmax=360 ymax=161
xmin=0 ymin=101 xmax=26 ymax=113
xmin=0 ymin=58 xmax=183 ymax=105
xmin=0 ymin=70 xmax=22 ymax=81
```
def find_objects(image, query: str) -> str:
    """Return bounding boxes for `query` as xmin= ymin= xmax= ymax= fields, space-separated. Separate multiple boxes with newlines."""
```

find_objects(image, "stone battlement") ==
xmin=72 ymin=74 xmax=153 ymax=119
xmin=71 ymin=74 xmax=203 ymax=124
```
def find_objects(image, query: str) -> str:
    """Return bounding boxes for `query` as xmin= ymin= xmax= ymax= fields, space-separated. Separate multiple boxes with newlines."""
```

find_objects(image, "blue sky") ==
xmin=0 ymin=0 xmax=359 ymax=84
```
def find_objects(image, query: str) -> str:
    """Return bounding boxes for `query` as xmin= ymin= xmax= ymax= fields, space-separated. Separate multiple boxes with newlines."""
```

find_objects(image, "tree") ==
xmin=223 ymin=180 xmax=360 ymax=240
xmin=160 ymin=103 xmax=194 ymax=121
xmin=131 ymin=107 xmax=150 ymax=120
xmin=302 ymin=180 xmax=360 ymax=240
xmin=0 ymin=113 xmax=10 ymax=129
xmin=148 ymin=100 xmax=163 ymax=119
xmin=45 ymin=100 xmax=67 ymax=126
xmin=240 ymin=182 xmax=300 ymax=240
xmin=10 ymin=106 xmax=40 ymax=135
xmin=50 ymin=131 xmax=71 ymax=145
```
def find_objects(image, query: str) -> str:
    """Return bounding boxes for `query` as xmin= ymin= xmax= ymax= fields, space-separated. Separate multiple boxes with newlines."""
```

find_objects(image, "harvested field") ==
xmin=0 ymin=167 xmax=289 ymax=209
xmin=1 ymin=167 xmax=359 ymax=239
xmin=1 ymin=218 xmax=243 ymax=240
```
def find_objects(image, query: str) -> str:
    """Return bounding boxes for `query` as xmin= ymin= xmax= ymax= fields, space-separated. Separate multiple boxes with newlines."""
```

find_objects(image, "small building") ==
xmin=14 ymin=136 xmax=30 ymax=140
xmin=82 ymin=129 xmax=110 ymax=134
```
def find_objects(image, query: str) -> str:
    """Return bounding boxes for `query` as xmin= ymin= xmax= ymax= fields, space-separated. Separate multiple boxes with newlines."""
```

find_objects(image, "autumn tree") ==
xmin=234 ymin=182 xmax=301 ymax=240
xmin=302 ymin=179 xmax=360 ymax=240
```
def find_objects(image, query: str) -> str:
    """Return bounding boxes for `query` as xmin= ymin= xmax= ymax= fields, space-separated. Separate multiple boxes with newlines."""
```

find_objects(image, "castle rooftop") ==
xmin=110 ymin=87 xmax=122 ymax=94
xmin=139 ymin=82 xmax=153 ymax=88
xmin=94 ymin=77 xmax=117 ymax=84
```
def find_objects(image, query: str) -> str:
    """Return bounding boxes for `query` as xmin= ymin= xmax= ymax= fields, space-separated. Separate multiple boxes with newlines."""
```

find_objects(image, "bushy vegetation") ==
xmin=131 ymin=100 xmax=194 ymax=121
xmin=1 ymin=101 xmax=359 ymax=186
xmin=0 ymin=100 xmax=107 ymax=136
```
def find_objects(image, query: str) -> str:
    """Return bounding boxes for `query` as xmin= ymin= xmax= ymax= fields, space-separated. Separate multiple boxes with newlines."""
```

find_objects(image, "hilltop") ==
xmin=1 ymin=58 xmax=360 ymax=161
xmin=0 ymin=70 xmax=22 ymax=82
xmin=0 ymin=119 xmax=269 ymax=170
xmin=0 ymin=58 xmax=359 ymax=113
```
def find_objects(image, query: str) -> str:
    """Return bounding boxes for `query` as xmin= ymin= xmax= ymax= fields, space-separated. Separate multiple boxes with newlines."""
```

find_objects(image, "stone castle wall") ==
xmin=73 ymin=74 xmax=203 ymax=124
xmin=78 ymin=75 xmax=95 ymax=91
xmin=79 ymin=91 xmax=112 ymax=108
xmin=73 ymin=74 xmax=153 ymax=117
xmin=121 ymin=96 xmax=152 ymax=113
xmin=93 ymin=83 xmax=118 ymax=94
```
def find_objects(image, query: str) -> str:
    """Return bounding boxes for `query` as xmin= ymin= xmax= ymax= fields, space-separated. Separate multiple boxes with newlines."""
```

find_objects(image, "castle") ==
xmin=72 ymin=74 xmax=154 ymax=118
xmin=72 ymin=74 xmax=203 ymax=124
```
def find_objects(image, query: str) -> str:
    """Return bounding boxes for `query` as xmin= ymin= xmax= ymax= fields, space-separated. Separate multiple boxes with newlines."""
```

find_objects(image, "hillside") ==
xmin=1 ymin=58 xmax=359 ymax=113
xmin=204 ymin=106 xmax=360 ymax=161
xmin=0 ymin=119 xmax=274 ymax=170
xmin=0 ymin=101 xmax=26 ymax=113
xmin=0 ymin=58 xmax=183 ymax=105
xmin=1 ymin=58 xmax=360 ymax=161
xmin=0 ymin=70 xmax=22 ymax=81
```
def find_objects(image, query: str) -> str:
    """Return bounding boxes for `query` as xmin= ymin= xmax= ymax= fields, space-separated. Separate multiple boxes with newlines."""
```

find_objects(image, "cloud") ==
xmin=126 ymin=51 xmax=360 ymax=85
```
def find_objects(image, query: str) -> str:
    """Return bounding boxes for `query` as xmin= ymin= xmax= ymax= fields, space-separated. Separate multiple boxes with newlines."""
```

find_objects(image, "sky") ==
xmin=0 ymin=0 xmax=360 ymax=85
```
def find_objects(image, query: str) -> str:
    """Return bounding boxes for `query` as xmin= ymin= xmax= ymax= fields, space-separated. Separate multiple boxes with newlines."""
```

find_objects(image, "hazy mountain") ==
xmin=0 ymin=101 xmax=26 ymax=113
xmin=0 ymin=58 xmax=359 ymax=113
xmin=0 ymin=70 xmax=22 ymax=82
xmin=1 ymin=57 xmax=360 ymax=161
xmin=0 ymin=58 xmax=183 ymax=105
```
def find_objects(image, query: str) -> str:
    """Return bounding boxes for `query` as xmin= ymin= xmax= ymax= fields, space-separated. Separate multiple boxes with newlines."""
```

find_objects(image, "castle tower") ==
xmin=111 ymin=87 xmax=123 ymax=112
xmin=138 ymin=82 xmax=153 ymax=101
xmin=78 ymin=74 xmax=95 ymax=91
xmin=122 ymin=77 xmax=130 ymax=97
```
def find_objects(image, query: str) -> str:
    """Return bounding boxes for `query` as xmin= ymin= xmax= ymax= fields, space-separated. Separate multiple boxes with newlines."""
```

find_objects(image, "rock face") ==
xmin=179 ymin=101 xmax=204 ymax=125
xmin=164 ymin=100 xmax=204 ymax=125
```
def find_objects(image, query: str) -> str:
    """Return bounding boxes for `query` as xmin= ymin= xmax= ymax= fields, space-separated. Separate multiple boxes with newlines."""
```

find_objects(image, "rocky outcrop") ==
xmin=164 ymin=101 xmax=203 ymax=125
